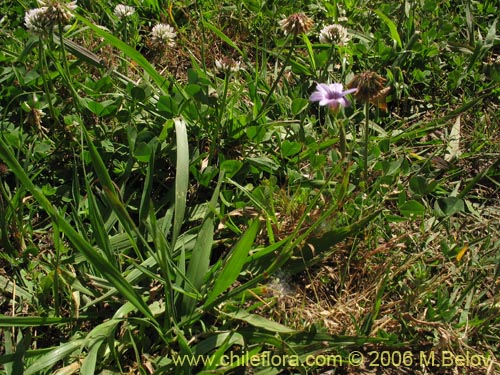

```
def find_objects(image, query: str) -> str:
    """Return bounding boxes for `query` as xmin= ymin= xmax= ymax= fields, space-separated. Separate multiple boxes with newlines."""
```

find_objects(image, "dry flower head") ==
xmin=279 ymin=13 xmax=314 ymax=36
xmin=347 ymin=71 xmax=390 ymax=111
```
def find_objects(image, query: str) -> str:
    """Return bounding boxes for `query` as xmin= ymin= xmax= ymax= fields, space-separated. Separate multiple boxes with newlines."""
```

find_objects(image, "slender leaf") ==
xmin=172 ymin=117 xmax=189 ymax=248
xmin=0 ymin=137 xmax=154 ymax=321
xmin=85 ymin=176 xmax=114 ymax=266
xmin=374 ymin=10 xmax=402 ymax=48
xmin=223 ymin=309 xmax=296 ymax=334
xmin=182 ymin=172 xmax=224 ymax=314
xmin=24 ymin=340 xmax=83 ymax=375
xmin=139 ymin=139 xmax=157 ymax=225
xmin=73 ymin=14 xmax=170 ymax=94
xmin=205 ymin=220 xmax=260 ymax=306
xmin=201 ymin=20 xmax=244 ymax=57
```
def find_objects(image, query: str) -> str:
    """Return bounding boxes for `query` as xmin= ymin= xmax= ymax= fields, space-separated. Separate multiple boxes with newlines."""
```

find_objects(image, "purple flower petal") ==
xmin=309 ymin=82 xmax=356 ymax=112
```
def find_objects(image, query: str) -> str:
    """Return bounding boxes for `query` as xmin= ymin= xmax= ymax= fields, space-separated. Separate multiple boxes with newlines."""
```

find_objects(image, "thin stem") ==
xmin=39 ymin=39 xmax=59 ymax=125
xmin=320 ymin=45 xmax=336 ymax=83
xmin=363 ymin=102 xmax=370 ymax=185
xmin=210 ymin=71 xmax=231 ymax=163
xmin=337 ymin=115 xmax=346 ymax=160
xmin=254 ymin=34 xmax=294 ymax=121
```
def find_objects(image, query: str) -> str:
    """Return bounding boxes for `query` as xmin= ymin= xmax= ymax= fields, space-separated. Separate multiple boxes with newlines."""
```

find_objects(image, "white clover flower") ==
xmin=114 ymin=4 xmax=135 ymax=19
xmin=24 ymin=7 xmax=53 ymax=34
xmin=150 ymin=23 xmax=176 ymax=48
xmin=36 ymin=0 xmax=77 ymax=23
xmin=215 ymin=57 xmax=241 ymax=73
xmin=319 ymin=24 xmax=349 ymax=45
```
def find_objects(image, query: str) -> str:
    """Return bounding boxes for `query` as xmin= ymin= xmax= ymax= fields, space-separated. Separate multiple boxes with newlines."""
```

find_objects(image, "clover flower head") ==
xmin=114 ymin=4 xmax=135 ymax=19
xmin=25 ymin=7 xmax=53 ymax=34
xmin=215 ymin=57 xmax=241 ymax=73
xmin=150 ymin=23 xmax=176 ymax=48
xmin=37 ymin=0 xmax=77 ymax=23
xmin=310 ymin=83 xmax=357 ymax=112
xmin=347 ymin=71 xmax=390 ymax=110
xmin=319 ymin=24 xmax=349 ymax=45
xmin=279 ymin=13 xmax=314 ymax=36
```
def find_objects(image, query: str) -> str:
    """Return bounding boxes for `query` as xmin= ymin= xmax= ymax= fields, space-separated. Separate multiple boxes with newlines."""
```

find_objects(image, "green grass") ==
xmin=0 ymin=0 xmax=499 ymax=374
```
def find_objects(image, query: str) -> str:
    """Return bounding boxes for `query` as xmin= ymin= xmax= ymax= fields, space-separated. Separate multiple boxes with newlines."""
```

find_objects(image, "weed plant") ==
xmin=0 ymin=0 xmax=499 ymax=374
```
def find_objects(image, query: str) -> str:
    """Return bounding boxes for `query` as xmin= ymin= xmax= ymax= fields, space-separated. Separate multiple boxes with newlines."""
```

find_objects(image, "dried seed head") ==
xmin=37 ymin=0 xmax=77 ymax=23
xmin=279 ymin=13 xmax=314 ymax=36
xmin=347 ymin=71 xmax=390 ymax=110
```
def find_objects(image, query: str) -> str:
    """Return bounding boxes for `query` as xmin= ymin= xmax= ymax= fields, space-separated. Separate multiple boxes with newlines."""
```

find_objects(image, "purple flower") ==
xmin=309 ymin=83 xmax=357 ymax=112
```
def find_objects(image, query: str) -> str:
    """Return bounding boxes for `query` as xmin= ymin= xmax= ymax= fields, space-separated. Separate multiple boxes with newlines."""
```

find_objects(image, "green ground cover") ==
xmin=0 ymin=0 xmax=499 ymax=373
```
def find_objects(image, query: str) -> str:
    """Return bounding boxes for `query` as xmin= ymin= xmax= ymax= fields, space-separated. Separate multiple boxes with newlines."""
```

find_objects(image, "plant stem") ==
xmin=254 ymin=34 xmax=294 ymax=122
xmin=337 ymin=115 xmax=346 ymax=160
xmin=39 ymin=38 xmax=59 ymax=125
xmin=364 ymin=102 xmax=370 ymax=185
xmin=210 ymin=71 xmax=231 ymax=163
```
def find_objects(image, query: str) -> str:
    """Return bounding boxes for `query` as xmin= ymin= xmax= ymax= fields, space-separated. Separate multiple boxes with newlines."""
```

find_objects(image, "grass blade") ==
xmin=85 ymin=176 xmax=114 ymax=266
xmin=138 ymin=139 xmax=157 ymax=226
xmin=374 ymin=9 xmax=402 ymax=48
xmin=223 ymin=309 xmax=296 ymax=334
xmin=182 ymin=172 xmax=224 ymax=315
xmin=73 ymin=13 xmax=169 ymax=94
xmin=201 ymin=20 xmax=244 ymax=57
xmin=24 ymin=339 xmax=83 ymax=375
xmin=205 ymin=219 xmax=259 ymax=306
xmin=0 ymin=137 xmax=154 ymax=321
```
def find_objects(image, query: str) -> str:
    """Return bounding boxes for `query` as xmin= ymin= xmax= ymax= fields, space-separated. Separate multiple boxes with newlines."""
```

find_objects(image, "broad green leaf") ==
xmin=281 ymin=140 xmax=302 ymax=158
xmin=435 ymin=197 xmax=464 ymax=216
xmin=134 ymin=141 xmax=154 ymax=163
xmin=130 ymin=85 xmax=146 ymax=101
xmin=302 ymin=33 xmax=316 ymax=72
xmin=409 ymin=176 xmax=429 ymax=195
xmin=399 ymin=200 xmax=425 ymax=218
xmin=291 ymin=98 xmax=309 ymax=115
xmin=220 ymin=160 xmax=243 ymax=178
xmin=172 ymin=117 xmax=189 ymax=248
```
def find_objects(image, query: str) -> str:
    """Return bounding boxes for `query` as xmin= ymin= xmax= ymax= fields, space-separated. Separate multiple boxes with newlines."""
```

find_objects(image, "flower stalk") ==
xmin=255 ymin=13 xmax=313 ymax=121
xmin=363 ymin=102 xmax=370 ymax=183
